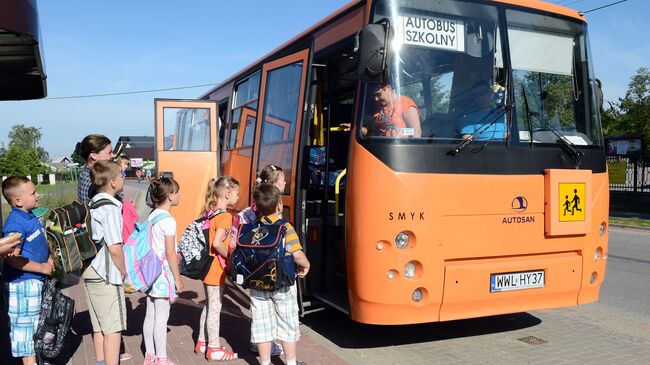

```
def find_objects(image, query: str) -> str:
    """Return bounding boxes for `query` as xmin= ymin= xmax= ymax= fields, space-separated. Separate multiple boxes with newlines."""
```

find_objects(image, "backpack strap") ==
xmin=206 ymin=209 xmax=226 ymax=221
xmin=149 ymin=211 xmax=170 ymax=226
xmin=88 ymin=198 xmax=117 ymax=210
xmin=88 ymin=198 xmax=118 ymax=284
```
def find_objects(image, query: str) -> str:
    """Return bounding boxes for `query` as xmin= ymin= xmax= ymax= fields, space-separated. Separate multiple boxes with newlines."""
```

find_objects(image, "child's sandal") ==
xmin=206 ymin=346 xmax=238 ymax=361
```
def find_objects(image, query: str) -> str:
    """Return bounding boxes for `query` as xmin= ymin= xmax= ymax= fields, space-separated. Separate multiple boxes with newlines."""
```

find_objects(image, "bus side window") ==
xmin=163 ymin=107 xmax=211 ymax=151
xmin=229 ymin=72 xmax=261 ymax=150
xmin=258 ymin=62 xmax=303 ymax=194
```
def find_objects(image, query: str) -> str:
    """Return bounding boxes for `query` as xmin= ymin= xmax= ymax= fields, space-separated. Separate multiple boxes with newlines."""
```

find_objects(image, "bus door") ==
xmin=155 ymin=99 xmax=219 ymax=237
xmin=251 ymin=49 xmax=310 ymax=224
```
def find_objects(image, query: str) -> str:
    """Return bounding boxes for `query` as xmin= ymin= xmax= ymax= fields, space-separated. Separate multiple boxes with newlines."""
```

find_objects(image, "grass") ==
xmin=609 ymin=217 xmax=650 ymax=228
xmin=2 ymin=182 xmax=78 ymax=221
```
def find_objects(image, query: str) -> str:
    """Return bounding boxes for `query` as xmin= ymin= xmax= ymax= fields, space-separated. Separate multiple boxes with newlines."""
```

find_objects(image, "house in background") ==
xmin=113 ymin=136 xmax=155 ymax=176
xmin=47 ymin=155 xmax=75 ymax=172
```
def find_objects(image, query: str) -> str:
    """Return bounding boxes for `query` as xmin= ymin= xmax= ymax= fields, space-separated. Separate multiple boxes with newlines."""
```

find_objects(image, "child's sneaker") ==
xmin=143 ymin=352 xmax=157 ymax=365
xmin=206 ymin=346 xmax=238 ymax=361
xmin=157 ymin=357 xmax=178 ymax=365
xmin=194 ymin=340 xmax=207 ymax=354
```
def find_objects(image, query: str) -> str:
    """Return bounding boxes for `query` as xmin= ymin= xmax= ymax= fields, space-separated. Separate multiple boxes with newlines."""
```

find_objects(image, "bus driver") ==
xmin=341 ymin=82 xmax=422 ymax=138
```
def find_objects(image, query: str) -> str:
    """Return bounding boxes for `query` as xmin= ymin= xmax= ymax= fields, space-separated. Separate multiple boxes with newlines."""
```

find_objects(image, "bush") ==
xmin=39 ymin=182 xmax=78 ymax=209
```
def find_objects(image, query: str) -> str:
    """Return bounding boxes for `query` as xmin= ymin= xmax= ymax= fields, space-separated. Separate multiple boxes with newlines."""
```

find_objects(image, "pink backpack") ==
xmin=122 ymin=200 xmax=139 ymax=242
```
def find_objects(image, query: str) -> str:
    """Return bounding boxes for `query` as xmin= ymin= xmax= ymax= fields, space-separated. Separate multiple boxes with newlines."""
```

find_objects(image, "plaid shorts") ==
xmin=250 ymin=284 xmax=300 ymax=344
xmin=4 ymin=279 xmax=44 ymax=357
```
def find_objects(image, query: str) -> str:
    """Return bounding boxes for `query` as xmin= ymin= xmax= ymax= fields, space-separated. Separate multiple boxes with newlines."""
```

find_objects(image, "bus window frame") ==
xmin=250 ymin=48 xmax=311 ymax=222
xmin=226 ymin=71 xmax=262 ymax=151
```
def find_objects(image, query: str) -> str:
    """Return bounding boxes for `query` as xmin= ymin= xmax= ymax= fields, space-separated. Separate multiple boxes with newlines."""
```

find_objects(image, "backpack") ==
xmin=121 ymin=200 xmax=139 ymax=242
xmin=228 ymin=219 xmax=296 ymax=291
xmin=178 ymin=209 xmax=225 ymax=280
xmin=46 ymin=199 xmax=116 ymax=274
xmin=123 ymin=212 xmax=170 ymax=293
xmin=33 ymin=278 xmax=75 ymax=360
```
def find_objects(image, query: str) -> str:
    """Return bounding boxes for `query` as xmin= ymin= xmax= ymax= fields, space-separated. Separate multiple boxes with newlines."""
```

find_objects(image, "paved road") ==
xmin=599 ymin=227 xmax=650 ymax=318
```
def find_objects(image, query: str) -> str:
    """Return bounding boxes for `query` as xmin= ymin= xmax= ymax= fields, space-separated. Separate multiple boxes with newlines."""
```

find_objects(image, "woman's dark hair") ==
xmin=149 ymin=177 xmax=180 ymax=207
xmin=75 ymin=134 xmax=112 ymax=161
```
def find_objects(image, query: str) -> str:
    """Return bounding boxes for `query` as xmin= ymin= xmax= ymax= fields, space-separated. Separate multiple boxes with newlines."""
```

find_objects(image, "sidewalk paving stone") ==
xmin=0 ymin=273 xmax=349 ymax=365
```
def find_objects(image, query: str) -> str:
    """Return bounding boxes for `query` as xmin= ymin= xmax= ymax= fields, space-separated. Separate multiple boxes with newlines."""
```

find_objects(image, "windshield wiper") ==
xmin=535 ymin=125 xmax=585 ymax=161
xmin=521 ymin=84 xmax=535 ymax=149
xmin=521 ymin=85 xmax=584 ymax=164
xmin=448 ymin=103 xmax=511 ymax=156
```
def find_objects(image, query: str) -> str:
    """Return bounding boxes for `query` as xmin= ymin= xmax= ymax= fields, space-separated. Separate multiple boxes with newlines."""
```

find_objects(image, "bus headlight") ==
xmin=599 ymin=222 xmax=606 ymax=236
xmin=395 ymin=232 xmax=409 ymax=249
xmin=589 ymin=272 xmax=598 ymax=284
xmin=412 ymin=288 xmax=426 ymax=302
xmin=404 ymin=261 xmax=422 ymax=279
xmin=594 ymin=247 xmax=603 ymax=262
xmin=387 ymin=270 xmax=398 ymax=280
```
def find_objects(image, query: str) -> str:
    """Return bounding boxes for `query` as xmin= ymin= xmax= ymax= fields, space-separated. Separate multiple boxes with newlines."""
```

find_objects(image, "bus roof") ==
xmin=0 ymin=0 xmax=47 ymax=100
xmin=199 ymin=0 xmax=584 ymax=100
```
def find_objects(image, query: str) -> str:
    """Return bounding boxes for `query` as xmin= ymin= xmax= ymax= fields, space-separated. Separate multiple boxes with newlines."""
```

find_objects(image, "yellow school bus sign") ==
xmin=544 ymin=169 xmax=591 ymax=236
xmin=559 ymin=183 xmax=586 ymax=221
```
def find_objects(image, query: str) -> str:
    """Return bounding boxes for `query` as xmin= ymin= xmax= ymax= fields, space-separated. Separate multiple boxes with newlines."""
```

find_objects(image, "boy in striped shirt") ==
xmin=82 ymin=160 xmax=127 ymax=365
xmin=249 ymin=184 xmax=310 ymax=365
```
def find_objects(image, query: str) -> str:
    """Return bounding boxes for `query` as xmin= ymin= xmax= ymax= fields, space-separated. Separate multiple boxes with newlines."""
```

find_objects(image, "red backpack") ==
xmin=122 ymin=200 xmax=139 ymax=242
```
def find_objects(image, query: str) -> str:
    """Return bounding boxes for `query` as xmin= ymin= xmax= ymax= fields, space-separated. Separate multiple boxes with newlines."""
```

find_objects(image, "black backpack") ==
xmin=178 ymin=209 xmax=225 ymax=280
xmin=228 ymin=219 xmax=296 ymax=291
xmin=46 ymin=199 xmax=116 ymax=273
xmin=33 ymin=278 xmax=75 ymax=360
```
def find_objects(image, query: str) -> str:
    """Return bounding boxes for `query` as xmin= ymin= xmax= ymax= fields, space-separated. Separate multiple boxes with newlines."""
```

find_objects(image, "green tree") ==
xmin=70 ymin=150 xmax=85 ymax=165
xmin=619 ymin=67 xmax=649 ymax=149
xmin=8 ymin=124 xmax=49 ymax=162
xmin=602 ymin=67 xmax=649 ymax=152
xmin=0 ymin=145 xmax=48 ymax=178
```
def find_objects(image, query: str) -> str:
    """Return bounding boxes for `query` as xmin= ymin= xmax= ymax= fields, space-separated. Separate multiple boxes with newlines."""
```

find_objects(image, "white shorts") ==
xmin=249 ymin=284 xmax=300 ymax=343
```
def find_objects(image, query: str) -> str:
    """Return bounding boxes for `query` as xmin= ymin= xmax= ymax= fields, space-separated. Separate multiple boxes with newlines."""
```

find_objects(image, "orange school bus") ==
xmin=155 ymin=0 xmax=609 ymax=325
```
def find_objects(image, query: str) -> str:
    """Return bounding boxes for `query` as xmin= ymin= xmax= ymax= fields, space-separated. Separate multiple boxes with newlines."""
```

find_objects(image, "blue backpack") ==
xmin=123 ymin=213 xmax=170 ymax=293
xmin=228 ymin=219 xmax=295 ymax=291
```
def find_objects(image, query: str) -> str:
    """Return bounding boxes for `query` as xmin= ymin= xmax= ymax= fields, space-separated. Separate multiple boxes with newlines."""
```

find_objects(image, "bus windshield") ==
xmin=360 ymin=0 xmax=602 ymax=148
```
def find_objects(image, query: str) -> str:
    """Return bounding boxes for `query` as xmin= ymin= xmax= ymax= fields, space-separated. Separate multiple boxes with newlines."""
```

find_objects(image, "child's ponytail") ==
xmin=202 ymin=177 xmax=219 ymax=215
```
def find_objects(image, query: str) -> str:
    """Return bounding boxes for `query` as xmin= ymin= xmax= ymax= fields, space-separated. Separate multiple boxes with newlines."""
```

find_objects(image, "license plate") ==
xmin=490 ymin=270 xmax=545 ymax=292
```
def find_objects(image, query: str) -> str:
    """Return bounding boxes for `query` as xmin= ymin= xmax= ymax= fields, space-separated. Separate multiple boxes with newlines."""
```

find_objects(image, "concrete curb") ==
xmin=609 ymin=223 xmax=650 ymax=231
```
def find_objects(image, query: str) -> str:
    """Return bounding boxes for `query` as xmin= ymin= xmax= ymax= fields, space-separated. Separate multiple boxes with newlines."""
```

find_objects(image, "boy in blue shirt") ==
xmin=2 ymin=176 xmax=54 ymax=365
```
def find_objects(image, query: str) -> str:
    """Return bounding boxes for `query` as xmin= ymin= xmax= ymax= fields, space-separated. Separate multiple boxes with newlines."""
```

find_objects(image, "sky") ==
xmin=0 ymin=0 xmax=647 ymax=159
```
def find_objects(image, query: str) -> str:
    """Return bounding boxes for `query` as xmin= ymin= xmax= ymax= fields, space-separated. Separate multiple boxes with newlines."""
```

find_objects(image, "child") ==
xmin=75 ymin=134 xmax=114 ymax=204
xmin=2 ymin=176 xmax=54 ymax=365
xmin=82 ymin=160 xmax=127 ymax=365
xmin=195 ymin=176 xmax=240 ymax=361
xmin=235 ymin=164 xmax=286 ymax=227
xmin=235 ymin=165 xmax=286 ymax=357
xmin=115 ymin=154 xmax=130 ymax=204
xmin=117 ymin=154 xmax=130 ymax=177
xmin=250 ymin=184 xmax=310 ymax=365
xmin=143 ymin=177 xmax=184 ymax=365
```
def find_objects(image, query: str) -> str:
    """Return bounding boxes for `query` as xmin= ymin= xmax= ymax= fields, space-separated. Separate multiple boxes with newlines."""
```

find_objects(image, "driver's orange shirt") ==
xmin=371 ymin=96 xmax=418 ymax=137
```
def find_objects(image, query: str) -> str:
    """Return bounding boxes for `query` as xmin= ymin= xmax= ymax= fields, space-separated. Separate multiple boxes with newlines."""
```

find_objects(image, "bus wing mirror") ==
xmin=356 ymin=20 xmax=392 ymax=83
xmin=594 ymin=78 xmax=604 ymax=111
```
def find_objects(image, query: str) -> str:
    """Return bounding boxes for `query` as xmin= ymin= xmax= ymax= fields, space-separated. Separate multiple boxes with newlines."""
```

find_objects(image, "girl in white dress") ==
xmin=143 ymin=177 xmax=185 ymax=365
